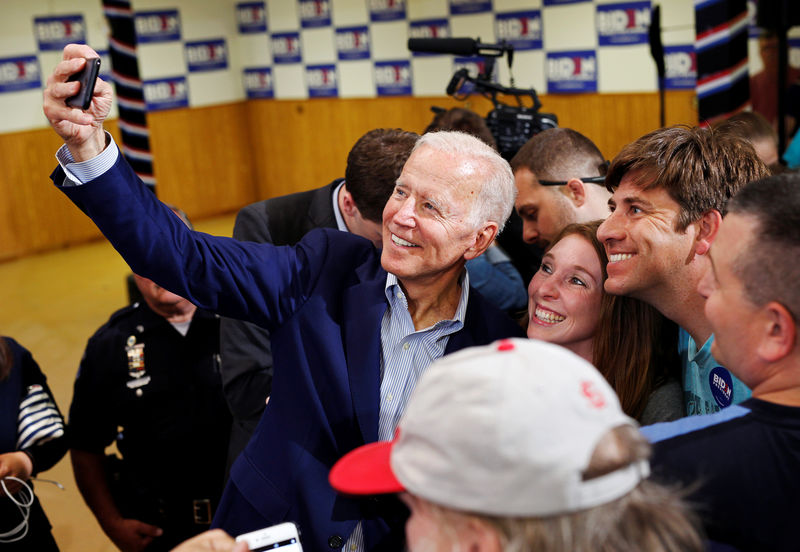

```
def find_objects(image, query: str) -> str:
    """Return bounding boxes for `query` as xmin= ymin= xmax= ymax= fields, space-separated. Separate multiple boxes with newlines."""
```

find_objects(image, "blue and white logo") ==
xmin=135 ymin=10 xmax=181 ymax=43
xmin=597 ymin=2 xmax=651 ymax=46
xmin=409 ymin=19 xmax=450 ymax=57
xmin=544 ymin=0 xmax=588 ymax=5
xmin=0 ymin=56 xmax=41 ymax=93
xmin=664 ymin=45 xmax=696 ymax=90
xmin=34 ymin=15 xmax=86 ymax=51
xmin=298 ymin=0 xmax=331 ymax=28
xmin=144 ymin=76 xmax=189 ymax=111
xmin=547 ymin=50 xmax=597 ymax=93
xmin=449 ymin=0 xmax=492 ymax=16
xmin=496 ymin=10 xmax=542 ymax=51
xmin=336 ymin=26 xmax=370 ymax=60
xmin=709 ymin=366 xmax=734 ymax=409
xmin=237 ymin=2 xmax=267 ymax=34
xmin=185 ymin=39 xmax=228 ymax=72
xmin=271 ymin=32 xmax=302 ymax=64
xmin=375 ymin=60 xmax=412 ymax=96
xmin=243 ymin=67 xmax=273 ymax=98
xmin=368 ymin=0 xmax=406 ymax=22
xmin=453 ymin=56 xmax=496 ymax=94
xmin=306 ymin=64 xmax=337 ymax=97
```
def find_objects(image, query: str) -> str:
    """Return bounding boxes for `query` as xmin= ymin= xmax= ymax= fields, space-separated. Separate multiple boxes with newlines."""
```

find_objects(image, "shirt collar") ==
xmin=384 ymin=270 xmax=470 ymax=324
xmin=332 ymin=180 xmax=348 ymax=233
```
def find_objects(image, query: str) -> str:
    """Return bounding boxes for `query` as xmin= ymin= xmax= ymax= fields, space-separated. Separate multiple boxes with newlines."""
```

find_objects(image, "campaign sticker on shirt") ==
xmin=546 ymin=50 xmax=597 ymax=93
xmin=409 ymin=19 xmax=450 ymax=57
xmin=143 ymin=76 xmax=189 ymax=111
xmin=186 ymin=39 xmax=228 ymax=72
xmin=496 ymin=10 xmax=542 ymax=51
xmin=596 ymin=1 xmax=651 ymax=47
xmin=306 ymin=64 xmax=337 ymax=97
xmin=664 ymin=45 xmax=696 ymax=89
xmin=374 ymin=60 xmax=412 ymax=96
xmin=709 ymin=366 xmax=734 ymax=408
xmin=243 ymin=67 xmax=274 ymax=98
xmin=449 ymin=0 xmax=492 ymax=16
xmin=271 ymin=32 xmax=302 ymax=64
xmin=336 ymin=26 xmax=370 ymax=60
xmin=33 ymin=14 xmax=86 ymax=51
xmin=236 ymin=1 xmax=267 ymax=34
xmin=298 ymin=0 xmax=331 ymax=28
xmin=0 ymin=55 xmax=41 ymax=93
xmin=135 ymin=10 xmax=181 ymax=44
xmin=368 ymin=0 xmax=406 ymax=21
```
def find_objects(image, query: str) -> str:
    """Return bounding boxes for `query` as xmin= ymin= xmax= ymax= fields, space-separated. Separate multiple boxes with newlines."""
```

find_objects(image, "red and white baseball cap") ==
xmin=329 ymin=338 xmax=648 ymax=517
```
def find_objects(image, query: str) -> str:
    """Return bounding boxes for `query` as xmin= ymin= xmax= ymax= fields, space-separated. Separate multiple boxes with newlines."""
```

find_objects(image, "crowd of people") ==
xmin=1 ymin=42 xmax=798 ymax=551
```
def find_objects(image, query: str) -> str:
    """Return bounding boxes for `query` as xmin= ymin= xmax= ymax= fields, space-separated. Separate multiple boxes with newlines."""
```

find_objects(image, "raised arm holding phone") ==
xmin=44 ymin=43 xmax=523 ymax=551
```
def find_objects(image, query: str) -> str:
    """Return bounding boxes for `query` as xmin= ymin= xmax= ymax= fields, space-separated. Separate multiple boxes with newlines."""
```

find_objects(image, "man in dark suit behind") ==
xmin=221 ymin=128 xmax=419 ymax=469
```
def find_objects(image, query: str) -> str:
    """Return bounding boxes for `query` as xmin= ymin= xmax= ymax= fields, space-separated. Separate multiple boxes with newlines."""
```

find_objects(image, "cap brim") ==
xmin=329 ymin=440 xmax=405 ymax=495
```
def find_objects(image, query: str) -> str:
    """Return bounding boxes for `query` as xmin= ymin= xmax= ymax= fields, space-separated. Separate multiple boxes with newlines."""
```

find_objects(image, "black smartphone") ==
xmin=65 ymin=57 xmax=101 ymax=110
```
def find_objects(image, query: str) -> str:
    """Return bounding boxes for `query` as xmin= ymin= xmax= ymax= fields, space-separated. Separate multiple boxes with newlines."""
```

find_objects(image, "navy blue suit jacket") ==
xmin=52 ymin=155 xmax=524 ymax=551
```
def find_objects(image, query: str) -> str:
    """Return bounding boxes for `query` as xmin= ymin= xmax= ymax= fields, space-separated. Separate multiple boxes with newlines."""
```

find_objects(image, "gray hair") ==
xmin=414 ymin=131 xmax=516 ymax=231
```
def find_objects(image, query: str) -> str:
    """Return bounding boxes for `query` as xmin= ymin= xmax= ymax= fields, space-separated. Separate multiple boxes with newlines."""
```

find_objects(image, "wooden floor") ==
xmin=0 ymin=213 xmax=236 ymax=552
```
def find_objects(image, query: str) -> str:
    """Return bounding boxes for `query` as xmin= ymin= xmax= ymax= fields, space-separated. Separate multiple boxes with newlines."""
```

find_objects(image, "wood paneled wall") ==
xmin=0 ymin=90 xmax=695 ymax=262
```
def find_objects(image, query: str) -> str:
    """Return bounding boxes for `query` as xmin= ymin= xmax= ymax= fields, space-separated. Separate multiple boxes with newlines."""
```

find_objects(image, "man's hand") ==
xmin=170 ymin=529 xmax=249 ymax=552
xmin=43 ymin=43 xmax=113 ymax=162
xmin=0 ymin=451 xmax=34 ymax=496
xmin=104 ymin=517 xmax=164 ymax=552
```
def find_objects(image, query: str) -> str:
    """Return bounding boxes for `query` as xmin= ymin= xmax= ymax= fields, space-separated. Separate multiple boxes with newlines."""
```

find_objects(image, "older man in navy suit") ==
xmin=44 ymin=44 xmax=524 ymax=552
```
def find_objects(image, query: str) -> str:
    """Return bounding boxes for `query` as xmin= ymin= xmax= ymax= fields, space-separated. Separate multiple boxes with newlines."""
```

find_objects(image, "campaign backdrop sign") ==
xmin=368 ymin=0 xmax=406 ymax=22
xmin=306 ymin=64 xmax=338 ymax=97
xmin=97 ymin=50 xmax=113 ymax=81
xmin=449 ymin=0 xmax=492 ymax=15
xmin=664 ymin=45 xmax=696 ymax=89
xmin=135 ymin=10 xmax=181 ymax=43
xmin=237 ymin=2 xmax=267 ymax=34
xmin=453 ymin=56 xmax=495 ymax=95
xmin=409 ymin=19 xmax=450 ymax=56
xmin=243 ymin=67 xmax=274 ymax=98
xmin=143 ymin=76 xmax=189 ymax=111
xmin=790 ymin=38 xmax=800 ymax=70
xmin=496 ymin=10 xmax=542 ymax=51
xmin=543 ymin=0 xmax=589 ymax=5
xmin=298 ymin=0 xmax=331 ymax=28
xmin=0 ymin=56 xmax=41 ymax=93
xmin=547 ymin=50 xmax=597 ymax=93
xmin=271 ymin=32 xmax=302 ymax=64
xmin=34 ymin=14 xmax=86 ymax=51
xmin=336 ymin=26 xmax=370 ymax=60
xmin=186 ymin=39 xmax=228 ymax=72
xmin=375 ymin=60 xmax=411 ymax=95
xmin=597 ymin=2 xmax=651 ymax=46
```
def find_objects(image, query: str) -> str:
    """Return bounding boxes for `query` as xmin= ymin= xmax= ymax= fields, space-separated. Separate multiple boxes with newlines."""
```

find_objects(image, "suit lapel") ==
xmin=341 ymin=266 xmax=387 ymax=446
xmin=308 ymin=179 xmax=342 ymax=230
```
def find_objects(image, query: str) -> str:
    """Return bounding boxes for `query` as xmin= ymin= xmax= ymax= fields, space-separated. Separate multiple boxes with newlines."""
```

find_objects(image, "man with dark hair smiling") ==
xmin=642 ymin=173 xmax=800 ymax=551
xmin=597 ymin=125 xmax=769 ymax=415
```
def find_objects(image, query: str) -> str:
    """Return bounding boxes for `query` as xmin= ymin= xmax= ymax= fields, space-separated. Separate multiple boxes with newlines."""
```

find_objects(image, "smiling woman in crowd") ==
xmin=526 ymin=220 xmax=683 ymax=423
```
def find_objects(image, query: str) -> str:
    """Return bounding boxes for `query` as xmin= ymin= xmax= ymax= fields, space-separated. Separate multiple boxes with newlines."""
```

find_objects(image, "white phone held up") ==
xmin=235 ymin=522 xmax=303 ymax=551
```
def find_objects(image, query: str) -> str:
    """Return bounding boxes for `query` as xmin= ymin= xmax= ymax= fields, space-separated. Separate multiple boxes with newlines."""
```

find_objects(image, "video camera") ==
xmin=408 ymin=37 xmax=558 ymax=159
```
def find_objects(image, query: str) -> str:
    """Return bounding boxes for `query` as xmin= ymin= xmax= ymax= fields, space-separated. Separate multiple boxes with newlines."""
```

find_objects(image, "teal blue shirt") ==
xmin=679 ymin=327 xmax=751 ymax=415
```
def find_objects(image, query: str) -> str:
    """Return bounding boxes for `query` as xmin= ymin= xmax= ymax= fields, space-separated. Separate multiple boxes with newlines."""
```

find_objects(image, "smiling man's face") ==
xmin=596 ymin=172 xmax=697 ymax=301
xmin=380 ymin=145 xmax=491 ymax=286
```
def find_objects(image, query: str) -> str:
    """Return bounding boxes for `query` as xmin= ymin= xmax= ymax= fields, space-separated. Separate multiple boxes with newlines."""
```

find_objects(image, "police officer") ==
xmin=69 ymin=269 xmax=231 ymax=552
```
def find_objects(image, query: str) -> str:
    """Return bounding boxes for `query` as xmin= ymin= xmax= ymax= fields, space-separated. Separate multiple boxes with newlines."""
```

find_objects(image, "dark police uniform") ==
xmin=69 ymin=301 xmax=231 ymax=551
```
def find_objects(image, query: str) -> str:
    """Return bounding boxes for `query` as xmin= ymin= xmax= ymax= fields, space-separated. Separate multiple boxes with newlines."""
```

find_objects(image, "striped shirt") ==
xmin=346 ymin=271 xmax=470 ymax=552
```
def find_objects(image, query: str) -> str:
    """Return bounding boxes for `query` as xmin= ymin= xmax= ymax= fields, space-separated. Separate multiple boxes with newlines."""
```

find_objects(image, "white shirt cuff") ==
xmin=55 ymin=132 xmax=119 ymax=186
